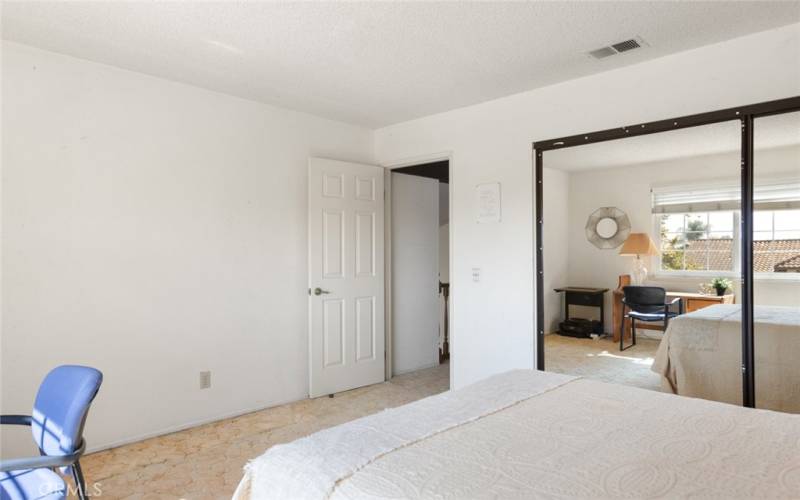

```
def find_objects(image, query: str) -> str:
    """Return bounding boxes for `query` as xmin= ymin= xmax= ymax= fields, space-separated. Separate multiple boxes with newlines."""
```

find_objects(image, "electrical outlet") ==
xmin=199 ymin=371 xmax=211 ymax=389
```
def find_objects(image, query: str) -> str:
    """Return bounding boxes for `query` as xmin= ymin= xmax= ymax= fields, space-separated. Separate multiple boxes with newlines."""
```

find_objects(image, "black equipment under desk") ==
xmin=553 ymin=287 xmax=609 ymax=336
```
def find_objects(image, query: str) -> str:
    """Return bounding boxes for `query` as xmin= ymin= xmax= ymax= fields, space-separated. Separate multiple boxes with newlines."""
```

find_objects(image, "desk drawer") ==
xmin=566 ymin=291 xmax=603 ymax=307
xmin=686 ymin=298 xmax=720 ymax=313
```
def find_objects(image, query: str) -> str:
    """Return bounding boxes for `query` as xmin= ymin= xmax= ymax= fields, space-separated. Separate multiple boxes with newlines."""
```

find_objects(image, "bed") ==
xmin=234 ymin=369 xmax=800 ymax=499
xmin=652 ymin=304 xmax=800 ymax=413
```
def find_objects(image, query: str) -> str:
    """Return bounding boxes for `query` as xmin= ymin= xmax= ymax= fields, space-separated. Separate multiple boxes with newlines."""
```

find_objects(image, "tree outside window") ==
xmin=659 ymin=212 xmax=734 ymax=272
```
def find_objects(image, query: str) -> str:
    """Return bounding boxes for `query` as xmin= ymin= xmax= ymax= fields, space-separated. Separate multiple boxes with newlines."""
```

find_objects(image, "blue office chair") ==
xmin=1 ymin=366 xmax=102 ymax=500
xmin=620 ymin=286 xmax=683 ymax=351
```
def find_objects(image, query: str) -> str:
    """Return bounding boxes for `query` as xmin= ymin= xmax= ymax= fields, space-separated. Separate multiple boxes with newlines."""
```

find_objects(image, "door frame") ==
xmin=532 ymin=96 xmax=800 ymax=408
xmin=383 ymin=151 xmax=454 ymax=385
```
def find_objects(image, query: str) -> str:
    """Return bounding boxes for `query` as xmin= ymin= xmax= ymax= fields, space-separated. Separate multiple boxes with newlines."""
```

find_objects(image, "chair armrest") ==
xmin=0 ymin=453 xmax=79 ymax=472
xmin=667 ymin=297 xmax=684 ymax=314
xmin=0 ymin=415 xmax=32 ymax=426
xmin=0 ymin=439 xmax=84 ymax=473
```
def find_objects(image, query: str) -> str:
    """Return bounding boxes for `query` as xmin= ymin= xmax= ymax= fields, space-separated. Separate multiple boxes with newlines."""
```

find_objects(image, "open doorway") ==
xmin=387 ymin=159 xmax=451 ymax=389
xmin=307 ymin=156 xmax=451 ymax=398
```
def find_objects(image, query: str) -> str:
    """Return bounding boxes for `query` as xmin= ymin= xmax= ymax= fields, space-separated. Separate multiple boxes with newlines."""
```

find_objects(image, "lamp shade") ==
xmin=619 ymin=233 xmax=659 ymax=256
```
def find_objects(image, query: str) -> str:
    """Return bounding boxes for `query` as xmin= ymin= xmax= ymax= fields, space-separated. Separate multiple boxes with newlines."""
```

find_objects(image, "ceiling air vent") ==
xmin=612 ymin=39 xmax=641 ymax=53
xmin=588 ymin=37 xmax=647 ymax=59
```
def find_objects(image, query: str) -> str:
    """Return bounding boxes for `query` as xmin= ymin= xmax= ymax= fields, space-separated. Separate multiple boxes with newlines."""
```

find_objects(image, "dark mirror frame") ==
xmin=533 ymin=96 xmax=800 ymax=408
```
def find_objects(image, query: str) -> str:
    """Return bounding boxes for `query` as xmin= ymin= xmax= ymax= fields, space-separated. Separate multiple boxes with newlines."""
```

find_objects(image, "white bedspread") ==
xmin=235 ymin=370 xmax=800 ymax=499
xmin=234 ymin=370 xmax=576 ymax=500
xmin=652 ymin=304 xmax=800 ymax=413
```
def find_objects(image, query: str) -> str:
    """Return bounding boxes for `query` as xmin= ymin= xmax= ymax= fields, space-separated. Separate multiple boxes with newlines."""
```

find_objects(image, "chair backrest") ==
xmin=622 ymin=286 xmax=667 ymax=314
xmin=31 ymin=365 xmax=102 ymax=457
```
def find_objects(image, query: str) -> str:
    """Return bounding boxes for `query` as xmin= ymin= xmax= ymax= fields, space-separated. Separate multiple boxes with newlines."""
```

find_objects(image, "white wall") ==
xmin=391 ymin=173 xmax=440 ymax=375
xmin=0 ymin=42 xmax=374 ymax=456
xmin=375 ymin=24 xmax=800 ymax=388
xmin=543 ymin=168 xmax=570 ymax=333
xmin=563 ymin=144 xmax=800 ymax=334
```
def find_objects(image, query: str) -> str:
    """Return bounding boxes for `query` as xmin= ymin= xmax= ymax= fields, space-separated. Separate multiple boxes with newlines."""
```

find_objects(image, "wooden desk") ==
xmin=611 ymin=275 xmax=735 ymax=342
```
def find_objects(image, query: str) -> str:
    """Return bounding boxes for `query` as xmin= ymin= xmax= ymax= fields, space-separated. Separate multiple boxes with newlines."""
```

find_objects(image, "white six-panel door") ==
xmin=308 ymin=158 xmax=385 ymax=398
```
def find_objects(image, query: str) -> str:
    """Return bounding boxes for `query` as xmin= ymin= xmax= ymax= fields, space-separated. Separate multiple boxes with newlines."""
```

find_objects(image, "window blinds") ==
xmin=652 ymin=179 xmax=800 ymax=214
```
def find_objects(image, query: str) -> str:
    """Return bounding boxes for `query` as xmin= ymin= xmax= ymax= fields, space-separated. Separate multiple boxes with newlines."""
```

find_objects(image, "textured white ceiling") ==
xmin=2 ymin=1 xmax=799 ymax=127
xmin=545 ymin=112 xmax=800 ymax=171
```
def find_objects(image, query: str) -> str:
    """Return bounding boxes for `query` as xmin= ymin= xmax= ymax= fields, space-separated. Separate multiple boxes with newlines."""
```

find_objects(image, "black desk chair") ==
xmin=620 ymin=286 xmax=682 ymax=351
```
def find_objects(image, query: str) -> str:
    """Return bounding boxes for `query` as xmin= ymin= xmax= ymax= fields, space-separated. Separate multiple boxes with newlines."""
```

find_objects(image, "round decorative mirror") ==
xmin=585 ymin=207 xmax=631 ymax=249
xmin=596 ymin=218 xmax=619 ymax=239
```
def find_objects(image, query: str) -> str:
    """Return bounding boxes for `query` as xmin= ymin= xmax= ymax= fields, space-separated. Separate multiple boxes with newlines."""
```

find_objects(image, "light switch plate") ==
xmin=471 ymin=268 xmax=481 ymax=282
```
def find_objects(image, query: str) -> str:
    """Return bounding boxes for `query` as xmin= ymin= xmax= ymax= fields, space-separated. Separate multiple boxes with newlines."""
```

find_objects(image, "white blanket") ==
xmin=652 ymin=304 xmax=800 ymax=412
xmin=235 ymin=370 xmax=800 ymax=499
xmin=233 ymin=370 xmax=576 ymax=500
xmin=332 ymin=378 xmax=800 ymax=499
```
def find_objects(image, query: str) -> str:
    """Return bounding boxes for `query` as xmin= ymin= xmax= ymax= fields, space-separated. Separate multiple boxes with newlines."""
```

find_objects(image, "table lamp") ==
xmin=619 ymin=233 xmax=659 ymax=285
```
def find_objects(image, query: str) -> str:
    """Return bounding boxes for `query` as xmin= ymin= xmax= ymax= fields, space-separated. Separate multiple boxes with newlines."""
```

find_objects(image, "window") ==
xmin=652 ymin=180 xmax=800 ymax=276
xmin=659 ymin=212 xmax=736 ymax=272
xmin=754 ymin=209 xmax=800 ymax=273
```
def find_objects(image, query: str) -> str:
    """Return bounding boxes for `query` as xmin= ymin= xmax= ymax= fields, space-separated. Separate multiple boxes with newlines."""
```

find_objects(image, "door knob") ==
xmin=313 ymin=287 xmax=331 ymax=296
